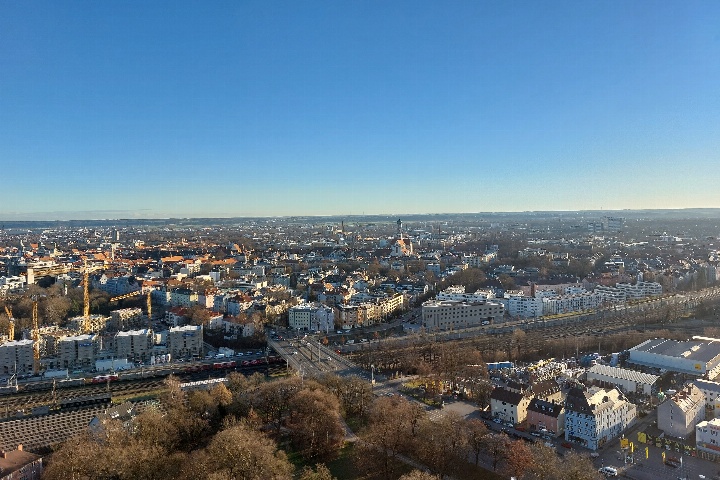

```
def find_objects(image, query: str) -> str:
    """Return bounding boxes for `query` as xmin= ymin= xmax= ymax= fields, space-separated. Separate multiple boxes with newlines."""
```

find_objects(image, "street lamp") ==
xmin=371 ymin=364 xmax=375 ymax=389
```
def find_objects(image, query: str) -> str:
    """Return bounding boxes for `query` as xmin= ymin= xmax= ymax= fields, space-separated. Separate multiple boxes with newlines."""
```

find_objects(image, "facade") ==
xmin=586 ymin=364 xmax=659 ymax=396
xmin=693 ymin=379 xmax=720 ymax=418
xmin=507 ymin=294 xmax=543 ymax=318
xmin=167 ymin=325 xmax=203 ymax=359
xmin=0 ymin=340 xmax=34 ymax=376
xmin=57 ymin=334 xmax=99 ymax=370
xmin=541 ymin=292 xmax=602 ymax=315
xmin=67 ymin=314 xmax=110 ymax=333
xmin=289 ymin=303 xmax=335 ymax=331
xmin=422 ymin=300 xmax=504 ymax=331
xmin=0 ymin=446 xmax=43 ymax=480
xmin=628 ymin=337 xmax=720 ymax=378
xmin=526 ymin=398 xmax=565 ymax=435
xmin=696 ymin=418 xmax=720 ymax=457
xmin=109 ymin=308 xmax=145 ymax=331
xmin=115 ymin=329 xmax=153 ymax=363
xmin=436 ymin=286 xmax=489 ymax=303
xmin=564 ymin=386 xmax=637 ymax=450
xmin=490 ymin=387 xmax=531 ymax=425
xmin=657 ymin=384 xmax=705 ymax=438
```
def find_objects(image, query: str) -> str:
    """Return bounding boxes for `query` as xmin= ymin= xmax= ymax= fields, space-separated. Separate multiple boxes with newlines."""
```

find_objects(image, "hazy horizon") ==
xmin=2 ymin=2 xmax=719 ymax=220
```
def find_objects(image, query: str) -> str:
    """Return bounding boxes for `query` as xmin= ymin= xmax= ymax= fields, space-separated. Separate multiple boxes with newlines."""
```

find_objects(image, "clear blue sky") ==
xmin=1 ymin=1 xmax=719 ymax=220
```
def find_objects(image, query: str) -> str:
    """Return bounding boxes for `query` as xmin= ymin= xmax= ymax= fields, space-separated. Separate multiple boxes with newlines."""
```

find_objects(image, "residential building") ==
xmin=507 ymin=294 xmax=543 ymax=318
xmin=527 ymin=398 xmax=565 ymax=435
xmin=167 ymin=325 xmax=203 ymax=359
xmin=490 ymin=387 xmax=531 ymax=425
xmin=564 ymin=386 xmax=636 ymax=450
xmin=0 ymin=340 xmax=34 ymax=376
xmin=696 ymin=418 xmax=720 ymax=458
xmin=115 ymin=329 xmax=153 ymax=363
xmin=289 ymin=303 xmax=335 ymax=332
xmin=0 ymin=445 xmax=43 ymax=480
xmin=57 ymin=334 xmax=100 ymax=370
xmin=693 ymin=379 xmax=720 ymax=418
xmin=109 ymin=308 xmax=145 ymax=331
xmin=658 ymin=384 xmax=705 ymax=438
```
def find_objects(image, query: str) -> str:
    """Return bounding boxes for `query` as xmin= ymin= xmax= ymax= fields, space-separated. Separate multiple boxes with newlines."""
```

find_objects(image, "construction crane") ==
xmin=3 ymin=305 xmax=14 ymax=341
xmin=32 ymin=296 xmax=39 ymax=374
xmin=80 ymin=259 xmax=104 ymax=334
xmin=110 ymin=289 xmax=153 ymax=330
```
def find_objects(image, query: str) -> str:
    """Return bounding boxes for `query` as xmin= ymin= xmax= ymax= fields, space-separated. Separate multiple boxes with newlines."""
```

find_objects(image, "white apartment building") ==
xmin=422 ymin=300 xmax=504 ymax=331
xmin=594 ymin=285 xmax=626 ymax=304
xmin=289 ymin=303 xmax=335 ymax=332
xmin=167 ymin=325 xmax=203 ymax=359
xmin=507 ymin=294 xmax=543 ymax=318
xmin=541 ymin=292 xmax=603 ymax=315
xmin=658 ymin=384 xmax=705 ymax=438
xmin=693 ymin=379 xmax=720 ymax=418
xmin=115 ymin=329 xmax=153 ymax=363
xmin=436 ymin=286 xmax=490 ymax=303
xmin=616 ymin=281 xmax=662 ymax=300
xmin=564 ymin=386 xmax=637 ymax=450
xmin=696 ymin=418 xmax=720 ymax=457
xmin=0 ymin=339 xmax=34 ymax=375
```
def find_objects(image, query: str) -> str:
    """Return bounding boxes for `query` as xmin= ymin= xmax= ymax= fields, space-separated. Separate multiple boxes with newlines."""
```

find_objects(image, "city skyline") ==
xmin=2 ymin=2 xmax=719 ymax=220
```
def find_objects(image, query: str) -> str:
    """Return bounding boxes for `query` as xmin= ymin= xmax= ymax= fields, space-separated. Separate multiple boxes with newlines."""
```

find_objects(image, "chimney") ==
xmin=0 ymin=450 xmax=6 ymax=459
xmin=16 ymin=444 xmax=22 ymax=451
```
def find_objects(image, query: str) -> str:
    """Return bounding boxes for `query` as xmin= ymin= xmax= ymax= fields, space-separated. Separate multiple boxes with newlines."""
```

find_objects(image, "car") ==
xmin=561 ymin=442 xmax=572 ymax=449
xmin=598 ymin=466 xmax=618 ymax=477
xmin=590 ymin=452 xmax=600 ymax=458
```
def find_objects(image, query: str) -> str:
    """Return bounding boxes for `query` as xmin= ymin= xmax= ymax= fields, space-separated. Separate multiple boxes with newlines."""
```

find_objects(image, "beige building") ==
xmin=109 ymin=308 xmax=145 ymax=331
xmin=115 ymin=329 xmax=153 ymax=363
xmin=67 ymin=315 xmax=109 ymax=333
xmin=58 ymin=334 xmax=100 ymax=370
xmin=696 ymin=418 xmax=720 ymax=458
xmin=0 ymin=340 xmax=34 ymax=376
xmin=658 ymin=384 xmax=705 ymax=438
xmin=490 ymin=387 xmax=531 ymax=425
xmin=422 ymin=300 xmax=504 ymax=331
xmin=167 ymin=325 xmax=203 ymax=359
xmin=0 ymin=445 xmax=43 ymax=480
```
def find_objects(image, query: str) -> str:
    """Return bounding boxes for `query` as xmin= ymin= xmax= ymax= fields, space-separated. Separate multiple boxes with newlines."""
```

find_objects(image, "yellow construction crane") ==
xmin=80 ymin=259 xmax=104 ymax=334
xmin=3 ymin=305 xmax=14 ymax=341
xmin=32 ymin=296 xmax=39 ymax=374
xmin=110 ymin=289 xmax=153 ymax=329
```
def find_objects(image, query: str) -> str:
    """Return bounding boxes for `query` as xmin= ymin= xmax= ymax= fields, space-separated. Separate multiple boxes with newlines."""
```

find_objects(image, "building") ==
xmin=0 ymin=340 xmax=34 ymax=376
xmin=696 ymin=418 xmax=720 ymax=458
xmin=115 ymin=329 xmax=153 ymax=363
xmin=0 ymin=445 xmax=43 ymax=480
xmin=167 ymin=325 xmax=203 ymax=359
xmin=422 ymin=300 xmax=504 ymax=331
xmin=628 ymin=337 xmax=720 ymax=378
xmin=657 ymin=384 xmax=705 ymax=439
xmin=564 ymin=386 xmax=636 ymax=450
xmin=57 ymin=334 xmax=99 ymax=370
xmin=693 ymin=379 xmax=720 ymax=418
xmin=586 ymin=364 xmax=659 ymax=397
xmin=507 ymin=294 xmax=543 ymax=318
xmin=526 ymin=398 xmax=565 ymax=435
xmin=490 ymin=387 xmax=531 ymax=425
xmin=288 ymin=303 xmax=335 ymax=332
xmin=109 ymin=308 xmax=145 ymax=331
xmin=67 ymin=315 xmax=109 ymax=334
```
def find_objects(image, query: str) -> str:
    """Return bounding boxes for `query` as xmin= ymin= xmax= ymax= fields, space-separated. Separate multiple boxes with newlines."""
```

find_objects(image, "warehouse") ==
xmin=628 ymin=337 xmax=720 ymax=379
xmin=586 ymin=364 xmax=659 ymax=396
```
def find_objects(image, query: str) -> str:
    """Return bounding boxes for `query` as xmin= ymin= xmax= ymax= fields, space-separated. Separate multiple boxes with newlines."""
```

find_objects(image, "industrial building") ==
xmin=586 ymin=364 xmax=659 ymax=396
xmin=628 ymin=336 xmax=720 ymax=379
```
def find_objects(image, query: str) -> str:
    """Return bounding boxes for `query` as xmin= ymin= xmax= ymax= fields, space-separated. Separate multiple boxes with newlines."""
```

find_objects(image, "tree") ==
xmin=523 ymin=443 xmax=561 ymax=480
xmin=499 ymin=439 xmax=533 ymax=479
xmin=558 ymin=451 xmax=602 ymax=480
xmin=286 ymin=388 xmax=345 ymax=462
xmin=298 ymin=464 xmax=337 ymax=480
xmin=200 ymin=423 xmax=293 ymax=480
xmin=483 ymin=433 xmax=510 ymax=472
xmin=398 ymin=471 xmax=439 ymax=480
xmin=464 ymin=418 xmax=488 ymax=466
xmin=414 ymin=412 xmax=468 ymax=478
xmin=356 ymin=396 xmax=425 ymax=479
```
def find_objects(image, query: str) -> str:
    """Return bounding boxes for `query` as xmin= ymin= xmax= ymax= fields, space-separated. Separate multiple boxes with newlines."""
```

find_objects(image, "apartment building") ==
xmin=490 ymin=387 xmax=531 ymax=425
xmin=0 ymin=340 xmax=34 ymax=376
xmin=693 ymin=379 xmax=720 ymax=418
xmin=109 ymin=308 xmax=145 ymax=331
xmin=658 ymin=384 xmax=705 ymax=438
xmin=167 ymin=325 xmax=203 ymax=359
xmin=289 ymin=303 xmax=335 ymax=332
xmin=696 ymin=418 xmax=720 ymax=458
xmin=422 ymin=300 xmax=504 ymax=330
xmin=57 ymin=334 xmax=100 ymax=370
xmin=564 ymin=386 xmax=637 ymax=450
xmin=115 ymin=329 xmax=153 ymax=363
xmin=0 ymin=445 xmax=43 ymax=480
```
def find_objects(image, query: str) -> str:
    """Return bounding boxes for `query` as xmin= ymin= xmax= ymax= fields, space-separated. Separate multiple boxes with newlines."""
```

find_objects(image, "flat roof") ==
xmin=631 ymin=338 xmax=720 ymax=363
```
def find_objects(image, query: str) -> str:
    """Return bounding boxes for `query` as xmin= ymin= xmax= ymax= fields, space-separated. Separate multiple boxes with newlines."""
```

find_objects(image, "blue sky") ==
xmin=1 ymin=1 xmax=719 ymax=220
